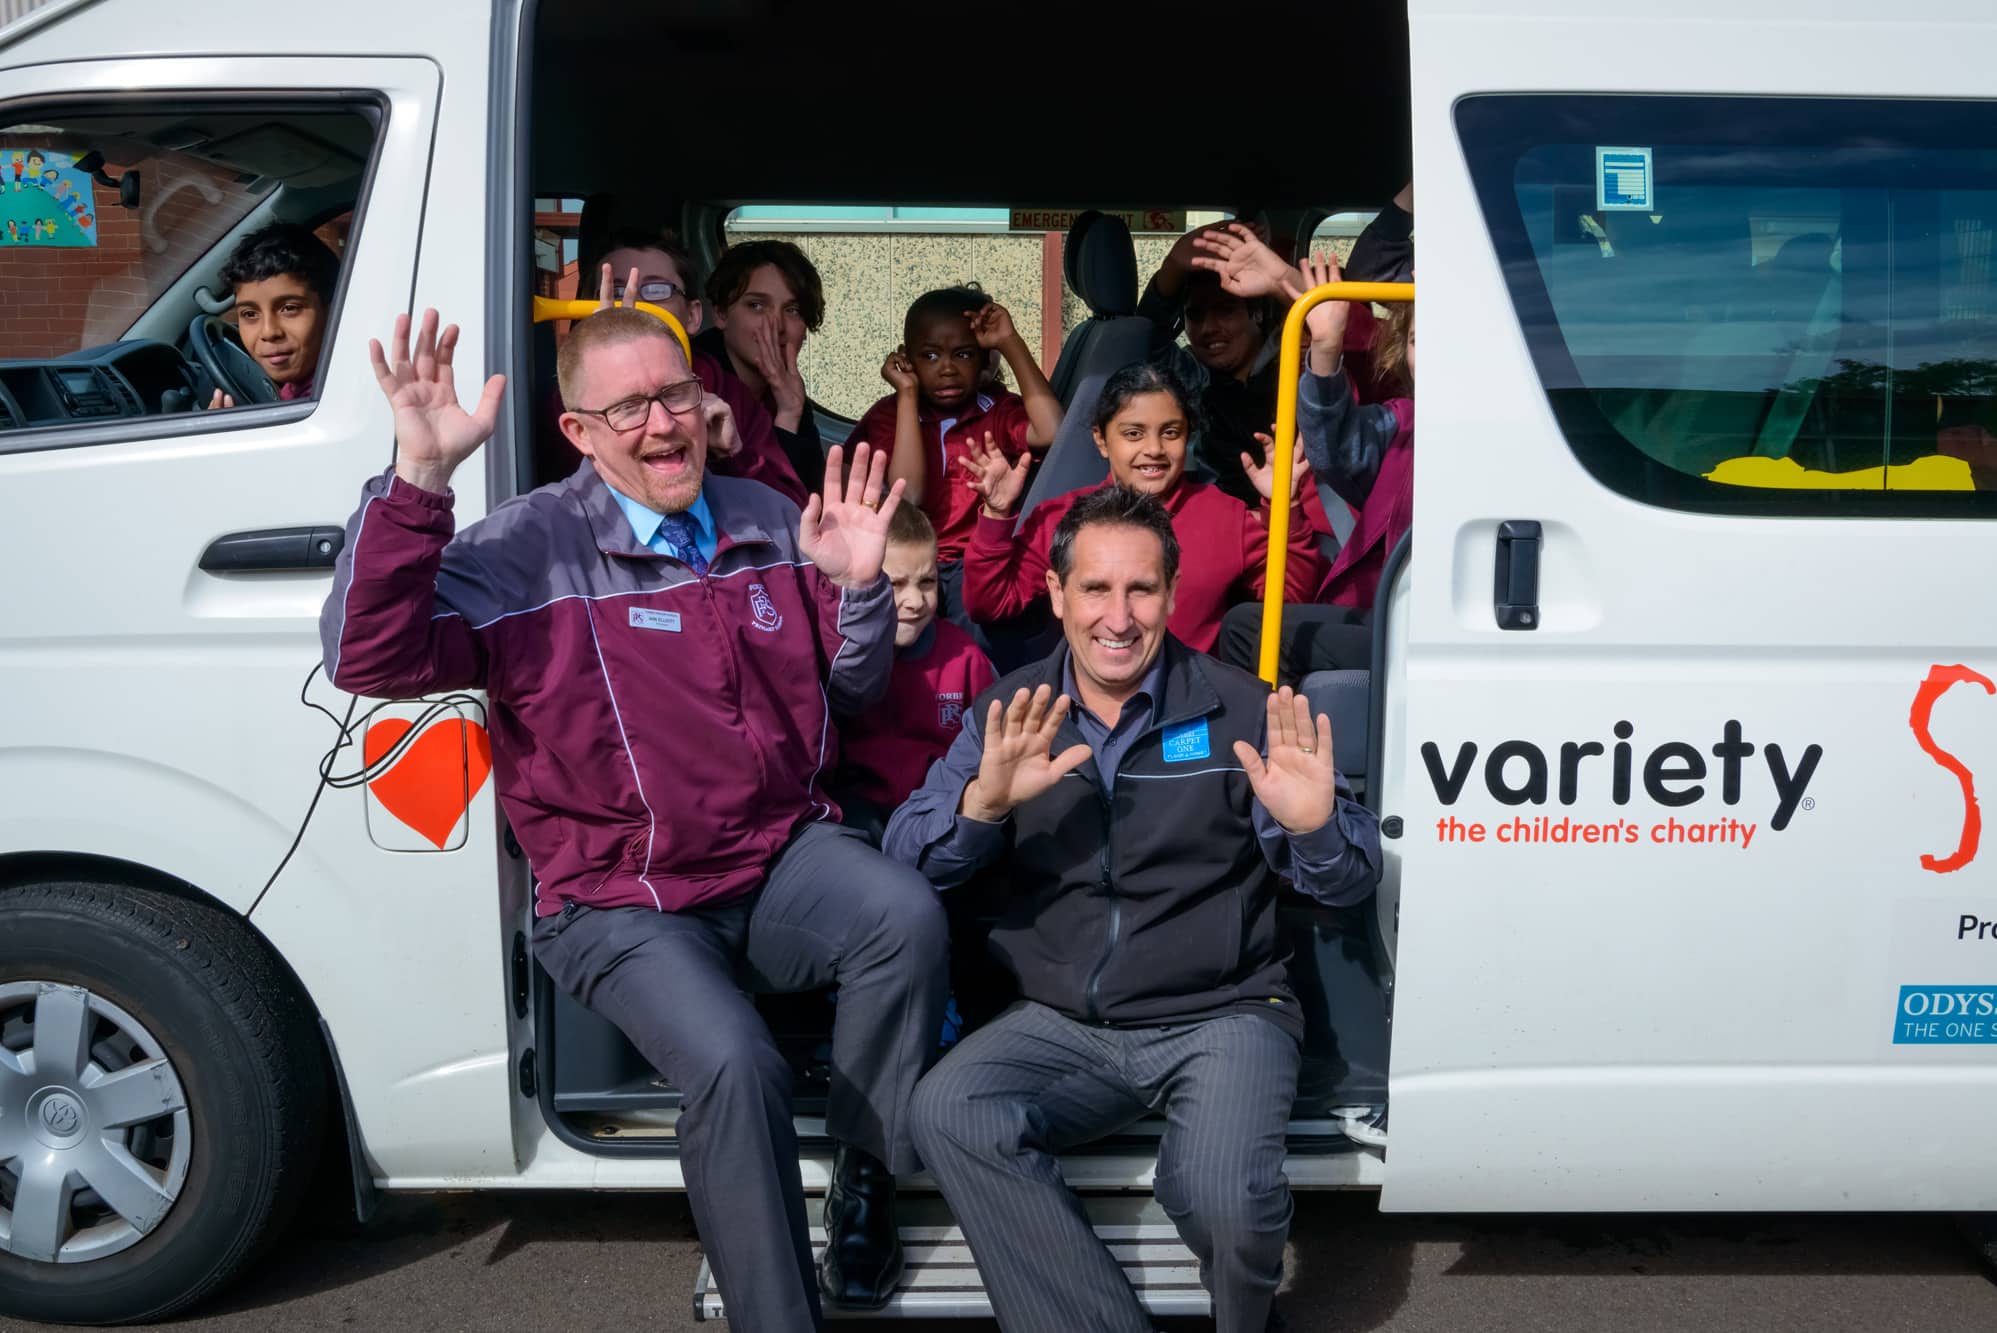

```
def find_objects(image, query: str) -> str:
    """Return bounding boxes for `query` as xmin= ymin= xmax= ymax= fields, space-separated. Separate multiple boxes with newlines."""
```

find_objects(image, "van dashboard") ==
xmin=0 ymin=341 xmax=201 ymax=431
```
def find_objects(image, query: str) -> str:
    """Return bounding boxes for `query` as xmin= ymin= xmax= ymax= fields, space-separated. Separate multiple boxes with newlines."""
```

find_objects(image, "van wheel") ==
xmin=0 ymin=880 xmax=327 ymax=1324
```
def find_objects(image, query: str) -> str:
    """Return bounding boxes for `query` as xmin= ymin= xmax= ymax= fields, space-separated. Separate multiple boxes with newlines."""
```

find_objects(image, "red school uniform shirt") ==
xmin=849 ymin=388 xmax=1033 ymax=561
xmin=960 ymin=478 xmax=1323 ymax=653
xmin=837 ymin=618 xmax=996 ymax=809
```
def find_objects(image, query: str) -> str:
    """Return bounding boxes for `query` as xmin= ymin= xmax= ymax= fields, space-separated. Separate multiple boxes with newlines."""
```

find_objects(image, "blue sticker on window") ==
xmin=1161 ymin=718 xmax=1211 ymax=763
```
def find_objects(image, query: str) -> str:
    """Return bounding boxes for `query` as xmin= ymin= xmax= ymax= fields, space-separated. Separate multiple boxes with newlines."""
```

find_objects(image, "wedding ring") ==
xmin=1299 ymin=745 xmax=1315 ymax=754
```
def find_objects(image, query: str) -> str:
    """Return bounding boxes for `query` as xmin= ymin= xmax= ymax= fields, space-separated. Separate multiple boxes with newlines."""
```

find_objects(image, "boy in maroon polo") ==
xmin=849 ymin=287 xmax=1062 ymax=629
xmin=835 ymin=504 xmax=995 ymax=835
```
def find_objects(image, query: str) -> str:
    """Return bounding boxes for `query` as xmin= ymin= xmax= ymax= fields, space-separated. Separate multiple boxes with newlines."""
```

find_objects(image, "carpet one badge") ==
xmin=1420 ymin=719 xmax=1823 ymax=852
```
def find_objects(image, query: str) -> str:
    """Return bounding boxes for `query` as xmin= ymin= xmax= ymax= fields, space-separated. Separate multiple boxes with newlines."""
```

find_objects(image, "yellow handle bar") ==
xmin=1258 ymin=281 xmax=1415 ymax=686
xmin=531 ymin=296 xmax=693 ymax=365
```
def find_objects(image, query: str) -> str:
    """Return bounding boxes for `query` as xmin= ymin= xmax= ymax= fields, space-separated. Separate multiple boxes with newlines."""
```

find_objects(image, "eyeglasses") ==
xmin=613 ymin=280 xmax=682 ymax=305
xmin=576 ymin=379 xmax=705 ymax=432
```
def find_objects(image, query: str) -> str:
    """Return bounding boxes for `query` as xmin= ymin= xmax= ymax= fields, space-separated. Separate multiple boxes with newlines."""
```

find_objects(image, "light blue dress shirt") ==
xmin=606 ymin=484 xmax=718 ymax=566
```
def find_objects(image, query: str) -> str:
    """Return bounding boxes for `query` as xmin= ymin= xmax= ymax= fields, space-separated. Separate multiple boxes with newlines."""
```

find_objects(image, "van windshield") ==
xmin=0 ymin=123 xmax=272 ymax=358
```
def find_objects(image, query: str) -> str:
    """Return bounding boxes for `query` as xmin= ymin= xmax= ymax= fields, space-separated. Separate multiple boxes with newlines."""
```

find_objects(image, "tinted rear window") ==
xmin=1460 ymin=95 xmax=1997 ymax=517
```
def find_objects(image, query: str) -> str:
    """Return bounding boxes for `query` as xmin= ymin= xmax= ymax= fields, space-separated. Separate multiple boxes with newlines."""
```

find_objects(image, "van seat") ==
xmin=1046 ymin=211 xmax=1152 ymax=411
xmin=1298 ymin=668 xmax=1370 ymax=792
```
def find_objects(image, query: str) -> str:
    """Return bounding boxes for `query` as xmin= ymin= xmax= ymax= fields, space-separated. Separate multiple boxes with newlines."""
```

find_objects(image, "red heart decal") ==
xmin=365 ymin=719 xmax=494 ymax=850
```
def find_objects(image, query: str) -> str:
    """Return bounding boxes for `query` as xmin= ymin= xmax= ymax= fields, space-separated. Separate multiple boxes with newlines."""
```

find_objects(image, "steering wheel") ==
xmin=185 ymin=315 xmax=279 ymax=406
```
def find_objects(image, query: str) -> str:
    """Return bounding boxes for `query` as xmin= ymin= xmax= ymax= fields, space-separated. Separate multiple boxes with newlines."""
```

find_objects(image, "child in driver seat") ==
xmin=850 ymin=285 xmax=1063 ymax=632
xmin=216 ymin=222 xmax=340 ymax=400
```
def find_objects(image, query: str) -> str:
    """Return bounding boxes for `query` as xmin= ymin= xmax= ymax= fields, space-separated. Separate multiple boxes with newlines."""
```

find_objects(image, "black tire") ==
xmin=0 ymin=879 xmax=328 ymax=1324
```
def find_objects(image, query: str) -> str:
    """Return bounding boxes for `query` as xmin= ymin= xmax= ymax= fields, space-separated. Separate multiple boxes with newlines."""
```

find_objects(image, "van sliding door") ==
xmin=1386 ymin=0 xmax=1997 ymax=1212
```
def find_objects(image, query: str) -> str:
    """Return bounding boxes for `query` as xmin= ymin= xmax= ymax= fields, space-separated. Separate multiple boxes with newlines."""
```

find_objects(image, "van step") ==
xmin=692 ymin=1194 xmax=1210 ymax=1321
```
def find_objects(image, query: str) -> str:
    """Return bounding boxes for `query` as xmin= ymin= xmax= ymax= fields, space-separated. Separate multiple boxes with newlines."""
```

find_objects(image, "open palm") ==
xmin=800 ymin=442 xmax=904 ymax=589
xmin=1232 ymin=687 xmax=1337 ymax=834
xmin=371 ymin=309 xmax=505 ymax=489
xmin=963 ymin=685 xmax=1092 ymax=822
xmin=958 ymin=430 xmax=1031 ymax=517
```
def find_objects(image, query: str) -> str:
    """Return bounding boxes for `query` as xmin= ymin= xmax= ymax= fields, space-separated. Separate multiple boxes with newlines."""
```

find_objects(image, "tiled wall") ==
xmin=736 ymin=230 xmax=1351 ymax=421
xmin=732 ymin=231 xmax=1054 ymax=421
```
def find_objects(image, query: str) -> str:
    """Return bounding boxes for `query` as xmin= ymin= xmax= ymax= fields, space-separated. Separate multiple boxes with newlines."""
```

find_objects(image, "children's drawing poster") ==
xmin=1 ymin=147 xmax=98 ymax=247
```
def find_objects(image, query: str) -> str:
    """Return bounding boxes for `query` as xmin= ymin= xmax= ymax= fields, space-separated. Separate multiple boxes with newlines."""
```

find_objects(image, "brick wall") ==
xmin=0 ymin=141 xmax=255 ymax=360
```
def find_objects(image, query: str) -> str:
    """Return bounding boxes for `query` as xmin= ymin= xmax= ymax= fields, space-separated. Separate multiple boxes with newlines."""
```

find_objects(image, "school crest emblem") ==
xmin=747 ymin=583 xmax=783 ymax=633
xmin=937 ymin=692 xmax=965 ymax=729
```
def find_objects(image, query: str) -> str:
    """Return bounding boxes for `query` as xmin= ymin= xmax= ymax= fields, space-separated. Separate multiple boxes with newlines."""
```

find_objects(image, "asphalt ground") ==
xmin=7 ymin=1188 xmax=1995 ymax=1331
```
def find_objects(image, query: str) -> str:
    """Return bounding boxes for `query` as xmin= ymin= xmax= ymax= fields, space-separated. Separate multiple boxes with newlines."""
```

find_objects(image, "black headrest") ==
xmin=1064 ymin=211 xmax=1137 ymax=319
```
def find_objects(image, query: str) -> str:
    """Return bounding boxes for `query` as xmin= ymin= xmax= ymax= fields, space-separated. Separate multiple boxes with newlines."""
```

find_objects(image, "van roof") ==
xmin=531 ymin=0 xmax=1411 ymax=212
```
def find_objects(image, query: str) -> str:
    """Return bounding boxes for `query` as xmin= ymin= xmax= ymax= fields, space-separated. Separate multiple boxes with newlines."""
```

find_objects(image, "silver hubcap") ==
xmin=0 ymin=982 xmax=192 ymax=1263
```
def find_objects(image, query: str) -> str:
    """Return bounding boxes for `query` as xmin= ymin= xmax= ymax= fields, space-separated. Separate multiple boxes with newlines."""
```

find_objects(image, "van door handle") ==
xmin=199 ymin=526 xmax=346 ymax=573
xmin=1494 ymin=520 xmax=1541 ymax=630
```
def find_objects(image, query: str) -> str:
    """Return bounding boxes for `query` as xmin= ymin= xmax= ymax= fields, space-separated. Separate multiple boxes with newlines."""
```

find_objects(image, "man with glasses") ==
xmin=588 ymin=228 xmax=810 ymax=506
xmin=321 ymin=306 xmax=946 ymax=1330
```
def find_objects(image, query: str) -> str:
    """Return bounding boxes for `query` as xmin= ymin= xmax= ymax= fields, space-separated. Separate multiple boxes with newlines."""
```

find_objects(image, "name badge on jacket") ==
xmin=629 ymin=607 xmax=682 ymax=633
xmin=1161 ymin=718 xmax=1211 ymax=763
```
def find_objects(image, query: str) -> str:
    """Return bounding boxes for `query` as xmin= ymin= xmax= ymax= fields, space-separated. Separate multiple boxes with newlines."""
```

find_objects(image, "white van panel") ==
xmin=1386 ymin=0 xmax=1997 ymax=1211
xmin=0 ymin=41 xmax=519 ymax=1180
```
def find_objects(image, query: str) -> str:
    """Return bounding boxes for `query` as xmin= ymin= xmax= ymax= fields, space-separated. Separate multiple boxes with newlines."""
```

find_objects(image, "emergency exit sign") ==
xmin=1010 ymin=208 xmax=1187 ymax=234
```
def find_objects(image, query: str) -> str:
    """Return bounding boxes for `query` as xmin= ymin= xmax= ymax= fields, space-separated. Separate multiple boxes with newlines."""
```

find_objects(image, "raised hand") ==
xmin=881 ymin=348 xmax=918 ymax=394
xmin=371 ymin=309 xmax=507 ymax=494
xmin=1240 ymin=430 xmax=1310 ymax=504
xmin=699 ymin=393 xmax=742 ymax=459
xmin=1162 ymin=219 xmax=1250 ymax=286
xmin=799 ymin=442 xmax=905 ymax=590
xmin=1232 ymin=687 xmax=1338 ymax=835
xmin=1298 ymin=250 xmax=1351 ymax=348
xmin=956 ymin=429 xmax=1032 ymax=518
xmin=960 ymin=684 xmax=1093 ymax=823
xmin=1190 ymin=222 xmax=1300 ymax=302
xmin=966 ymin=303 xmax=1019 ymax=350
xmin=749 ymin=318 xmax=807 ymax=422
xmin=205 ymin=388 xmax=235 ymax=411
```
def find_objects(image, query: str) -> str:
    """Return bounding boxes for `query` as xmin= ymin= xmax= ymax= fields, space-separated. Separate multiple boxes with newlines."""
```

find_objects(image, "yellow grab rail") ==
xmin=531 ymin=296 xmax=693 ymax=364
xmin=1258 ymin=280 xmax=1415 ymax=685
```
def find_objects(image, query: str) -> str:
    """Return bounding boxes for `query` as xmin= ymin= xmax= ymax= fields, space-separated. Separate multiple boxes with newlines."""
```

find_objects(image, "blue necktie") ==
xmin=657 ymin=512 xmax=708 ymax=575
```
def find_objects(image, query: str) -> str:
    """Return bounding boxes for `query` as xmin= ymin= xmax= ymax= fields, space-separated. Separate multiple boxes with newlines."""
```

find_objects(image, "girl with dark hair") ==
xmin=958 ymin=360 xmax=1320 ymax=653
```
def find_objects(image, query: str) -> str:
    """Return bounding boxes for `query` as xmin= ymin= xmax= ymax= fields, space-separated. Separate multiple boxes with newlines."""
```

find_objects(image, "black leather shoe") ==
xmin=818 ymin=1144 xmax=904 ymax=1310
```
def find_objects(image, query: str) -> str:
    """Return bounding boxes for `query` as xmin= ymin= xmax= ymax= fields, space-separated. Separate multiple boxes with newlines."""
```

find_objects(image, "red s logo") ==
xmin=1911 ymin=663 xmax=1997 ymax=873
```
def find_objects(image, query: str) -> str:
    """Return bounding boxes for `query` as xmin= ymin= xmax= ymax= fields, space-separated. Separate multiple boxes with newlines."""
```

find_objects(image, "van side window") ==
xmin=716 ymin=204 xmax=1223 ymax=421
xmin=0 ymin=104 xmax=378 ymax=441
xmin=1461 ymin=95 xmax=1997 ymax=515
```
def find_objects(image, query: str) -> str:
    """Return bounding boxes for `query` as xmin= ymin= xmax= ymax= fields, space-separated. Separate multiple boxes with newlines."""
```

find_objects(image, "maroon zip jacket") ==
xmin=834 ymin=619 xmax=995 ymax=810
xmin=320 ymin=463 xmax=894 ymax=917
xmin=960 ymin=478 xmax=1323 ymax=653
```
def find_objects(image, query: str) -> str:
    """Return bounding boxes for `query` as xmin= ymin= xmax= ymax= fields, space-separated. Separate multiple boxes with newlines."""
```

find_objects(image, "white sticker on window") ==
xmin=1597 ymin=147 xmax=1654 ymax=211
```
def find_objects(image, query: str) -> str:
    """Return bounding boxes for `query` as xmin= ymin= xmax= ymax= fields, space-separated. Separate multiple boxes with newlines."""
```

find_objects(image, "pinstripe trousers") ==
xmin=910 ymin=1000 xmax=1302 ymax=1333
